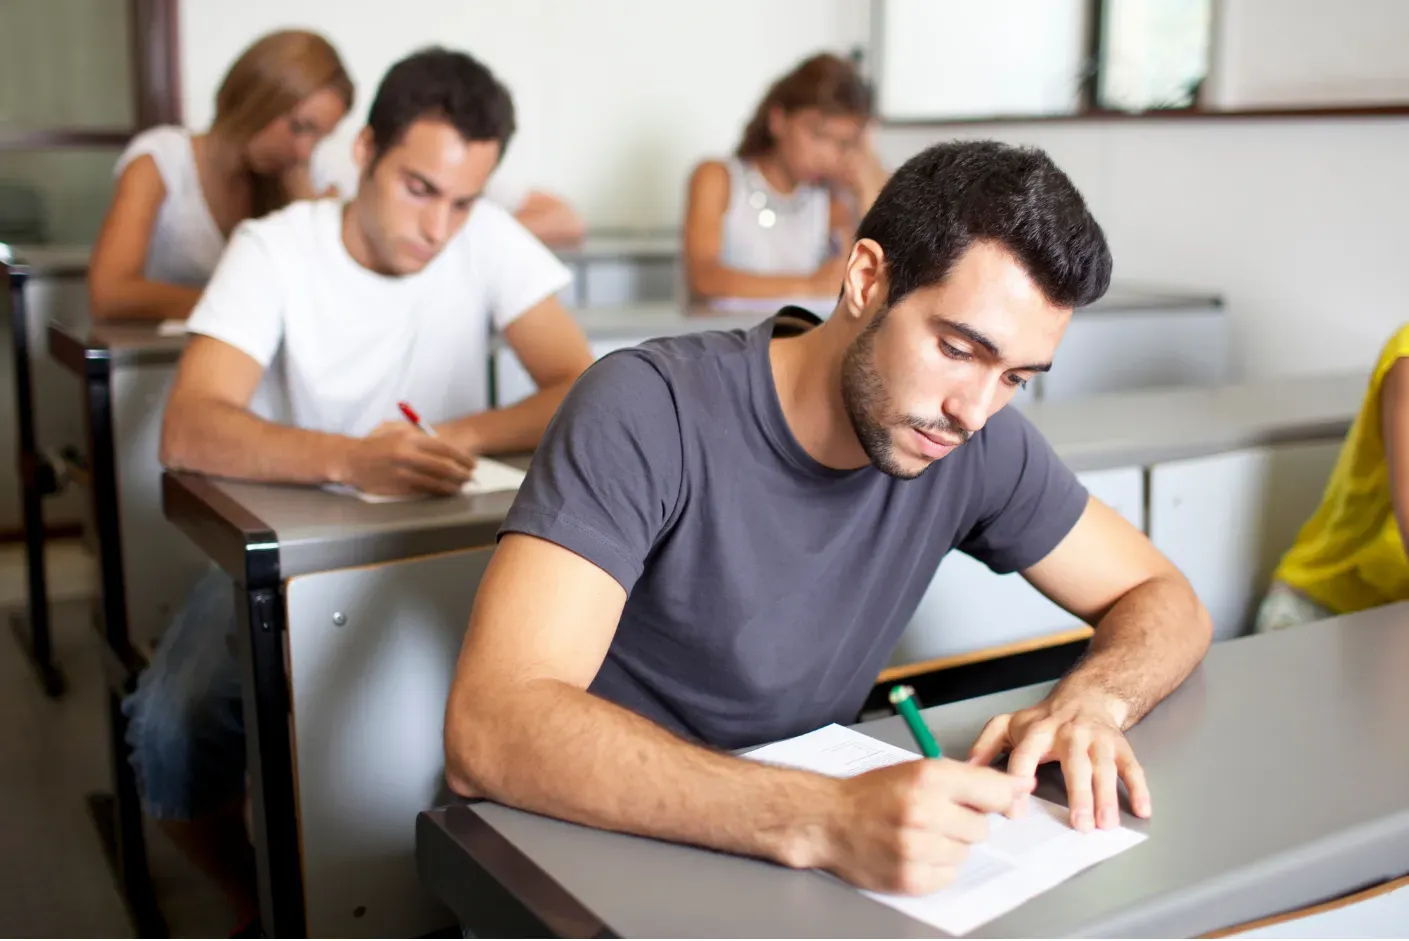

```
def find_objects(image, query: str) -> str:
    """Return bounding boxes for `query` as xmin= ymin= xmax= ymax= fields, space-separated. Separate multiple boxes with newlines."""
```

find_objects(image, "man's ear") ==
xmin=840 ymin=238 xmax=886 ymax=321
xmin=353 ymin=126 xmax=374 ymax=178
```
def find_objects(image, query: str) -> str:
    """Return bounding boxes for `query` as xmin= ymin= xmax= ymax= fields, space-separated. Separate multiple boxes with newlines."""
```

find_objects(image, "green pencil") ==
xmin=889 ymin=684 xmax=942 ymax=759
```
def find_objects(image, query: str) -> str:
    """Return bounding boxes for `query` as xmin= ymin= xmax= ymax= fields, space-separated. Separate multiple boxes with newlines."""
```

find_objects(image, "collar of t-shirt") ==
xmin=750 ymin=305 xmax=877 ymax=483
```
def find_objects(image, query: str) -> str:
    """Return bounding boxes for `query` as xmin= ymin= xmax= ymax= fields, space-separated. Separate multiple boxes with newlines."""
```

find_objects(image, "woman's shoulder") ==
xmin=115 ymin=125 xmax=193 ymax=181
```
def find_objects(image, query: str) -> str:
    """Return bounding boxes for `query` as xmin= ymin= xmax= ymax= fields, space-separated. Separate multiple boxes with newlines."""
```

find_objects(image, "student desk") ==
xmin=417 ymin=602 xmax=1409 ymax=938
xmin=2 ymin=246 xmax=90 ymax=698
xmin=552 ymin=230 xmax=681 ymax=306
xmin=161 ymin=464 xmax=531 ymax=938
xmin=891 ymin=371 xmax=1367 ymax=678
xmin=48 ymin=317 xmax=195 ymax=937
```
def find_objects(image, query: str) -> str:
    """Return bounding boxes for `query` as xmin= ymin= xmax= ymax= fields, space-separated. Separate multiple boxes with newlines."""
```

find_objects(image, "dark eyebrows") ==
xmin=934 ymin=317 xmax=1053 ymax=374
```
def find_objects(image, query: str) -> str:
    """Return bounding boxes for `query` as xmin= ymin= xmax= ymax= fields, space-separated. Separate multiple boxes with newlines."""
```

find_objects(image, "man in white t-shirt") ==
xmin=122 ymin=47 xmax=594 ymax=934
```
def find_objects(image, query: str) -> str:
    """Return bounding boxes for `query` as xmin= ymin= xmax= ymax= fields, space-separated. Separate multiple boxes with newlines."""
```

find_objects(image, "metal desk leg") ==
xmin=236 ymin=545 xmax=307 ymax=937
xmin=5 ymin=262 xmax=65 ymax=697
xmin=79 ymin=352 xmax=166 ymax=937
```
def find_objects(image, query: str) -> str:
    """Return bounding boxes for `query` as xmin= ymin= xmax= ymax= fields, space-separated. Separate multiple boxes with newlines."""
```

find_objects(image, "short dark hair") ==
xmin=857 ymin=141 xmax=1111 ymax=311
xmin=366 ymin=47 xmax=516 ymax=164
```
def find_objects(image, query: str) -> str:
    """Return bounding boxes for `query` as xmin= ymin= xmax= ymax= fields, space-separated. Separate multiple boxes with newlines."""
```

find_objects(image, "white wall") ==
xmin=178 ymin=0 xmax=869 ymax=229
xmin=876 ymin=116 xmax=1409 ymax=381
xmin=1208 ymin=0 xmax=1409 ymax=109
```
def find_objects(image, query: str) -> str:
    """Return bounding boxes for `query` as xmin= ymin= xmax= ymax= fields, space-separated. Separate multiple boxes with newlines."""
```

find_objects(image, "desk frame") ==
xmin=50 ymin=328 xmax=166 ymax=936
xmin=5 ymin=261 xmax=64 ymax=696
xmin=163 ymin=473 xmax=307 ymax=938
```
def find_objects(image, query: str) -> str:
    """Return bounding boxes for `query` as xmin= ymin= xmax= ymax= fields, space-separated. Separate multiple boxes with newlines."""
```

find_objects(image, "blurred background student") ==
xmin=1257 ymin=323 xmax=1409 ymax=632
xmin=86 ymin=29 xmax=353 ymax=321
xmin=683 ymin=52 xmax=888 ymax=302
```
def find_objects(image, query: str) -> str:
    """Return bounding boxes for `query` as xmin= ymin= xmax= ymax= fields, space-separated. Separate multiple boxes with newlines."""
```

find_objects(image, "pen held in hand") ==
xmin=890 ymin=684 xmax=942 ymax=759
xmin=397 ymin=400 xmax=438 ymax=438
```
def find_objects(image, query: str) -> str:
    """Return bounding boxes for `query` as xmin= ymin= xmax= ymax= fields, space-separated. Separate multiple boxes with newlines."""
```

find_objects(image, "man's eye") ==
xmin=941 ymin=342 xmax=971 ymax=361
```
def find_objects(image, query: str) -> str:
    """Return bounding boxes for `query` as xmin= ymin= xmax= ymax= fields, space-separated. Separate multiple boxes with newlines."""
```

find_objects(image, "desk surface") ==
xmin=48 ymin=318 xmax=185 ymax=372
xmin=162 ymin=456 xmax=533 ymax=581
xmin=1 ymin=243 xmax=90 ymax=277
xmin=418 ymin=605 xmax=1409 ymax=938
xmin=551 ymin=231 xmax=681 ymax=263
xmin=1027 ymin=370 xmax=1363 ymax=473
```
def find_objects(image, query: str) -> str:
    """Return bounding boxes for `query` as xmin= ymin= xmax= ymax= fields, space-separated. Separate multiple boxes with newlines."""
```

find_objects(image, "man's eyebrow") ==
xmin=404 ymin=170 xmax=442 ymax=195
xmin=935 ymin=317 xmax=1052 ymax=373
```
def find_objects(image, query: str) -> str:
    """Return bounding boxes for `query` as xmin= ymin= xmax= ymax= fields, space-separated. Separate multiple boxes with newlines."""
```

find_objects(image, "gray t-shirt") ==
xmin=501 ymin=310 xmax=1087 ymax=749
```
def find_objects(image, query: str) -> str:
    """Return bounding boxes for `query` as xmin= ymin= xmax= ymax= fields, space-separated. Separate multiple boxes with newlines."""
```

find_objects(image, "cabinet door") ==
xmin=1148 ymin=441 xmax=1341 ymax=640
xmin=889 ymin=466 xmax=1145 ymax=668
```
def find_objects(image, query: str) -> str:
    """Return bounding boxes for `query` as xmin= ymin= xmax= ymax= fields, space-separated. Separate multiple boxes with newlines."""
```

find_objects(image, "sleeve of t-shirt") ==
xmin=471 ymin=201 xmax=572 ymax=331
xmin=113 ymin=125 xmax=185 ymax=189
xmin=957 ymin=408 xmax=1089 ymax=574
xmin=499 ymin=351 xmax=684 ymax=593
xmin=183 ymin=222 xmax=285 ymax=367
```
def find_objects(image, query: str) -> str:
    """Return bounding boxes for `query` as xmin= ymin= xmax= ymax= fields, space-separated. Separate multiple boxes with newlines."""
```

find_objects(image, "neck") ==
xmin=753 ymin=151 xmax=800 ymax=196
xmin=768 ymin=314 xmax=871 ymax=469
xmin=340 ymin=201 xmax=394 ymax=275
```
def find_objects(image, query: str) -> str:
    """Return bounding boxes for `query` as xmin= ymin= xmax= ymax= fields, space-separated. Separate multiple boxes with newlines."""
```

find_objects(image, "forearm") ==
xmin=446 ymin=678 xmax=838 ymax=868
xmin=161 ymin=396 xmax=354 ymax=484
xmin=1050 ymin=573 xmax=1211 ymax=729
xmin=516 ymin=207 xmax=586 ymax=246
xmin=438 ymin=378 xmax=579 ymax=455
xmin=688 ymin=261 xmax=816 ymax=300
xmin=90 ymin=279 xmax=203 ymax=321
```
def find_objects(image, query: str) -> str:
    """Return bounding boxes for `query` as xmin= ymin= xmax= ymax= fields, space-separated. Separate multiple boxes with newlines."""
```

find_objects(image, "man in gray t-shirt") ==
xmin=446 ymin=141 xmax=1212 ymax=898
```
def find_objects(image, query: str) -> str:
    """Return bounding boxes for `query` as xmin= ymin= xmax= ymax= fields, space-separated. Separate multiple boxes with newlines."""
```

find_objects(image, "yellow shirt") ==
xmin=1274 ymin=324 xmax=1409 ymax=613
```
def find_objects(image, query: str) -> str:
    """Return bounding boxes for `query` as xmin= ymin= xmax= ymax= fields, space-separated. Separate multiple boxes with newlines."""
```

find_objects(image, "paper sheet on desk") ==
xmin=324 ymin=457 xmax=526 ymax=502
xmin=745 ymin=724 xmax=1146 ymax=936
xmin=157 ymin=319 xmax=187 ymax=337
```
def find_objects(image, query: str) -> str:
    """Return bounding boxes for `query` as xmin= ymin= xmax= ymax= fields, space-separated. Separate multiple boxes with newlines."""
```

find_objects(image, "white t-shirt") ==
xmin=185 ymin=197 xmax=571 ymax=436
xmin=114 ymin=125 xmax=226 ymax=286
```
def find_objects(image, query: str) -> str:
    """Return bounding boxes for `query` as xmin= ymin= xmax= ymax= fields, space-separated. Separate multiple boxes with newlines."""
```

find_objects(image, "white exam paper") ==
xmin=324 ymin=457 xmax=526 ymax=503
xmin=745 ymin=723 xmax=1147 ymax=936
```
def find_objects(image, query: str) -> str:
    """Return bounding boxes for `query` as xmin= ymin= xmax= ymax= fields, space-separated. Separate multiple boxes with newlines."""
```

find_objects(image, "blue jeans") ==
xmin=122 ymin=567 xmax=246 ymax=820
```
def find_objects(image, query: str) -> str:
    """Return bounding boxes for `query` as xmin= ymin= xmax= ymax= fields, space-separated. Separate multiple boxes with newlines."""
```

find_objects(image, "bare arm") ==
xmin=1026 ymin=497 xmax=1211 ymax=729
xmin=88 ymin=156 xmax=204 ymax=321
xmin=513 ymin=190 xmax=587 ymax=246
xmin=1380 ymin=359 xmax=1409 ymax=550
xmin=161 ymin=335 xmax=475 ymax=493
xmin=971 ymin=497 xmax=1212 ymax=828
xmin=160 ymin=335 xmax=359 ymax=482
xmin=436 ymin=298 xmax=594 ymax=455
xmin=683 ymin=161 xmax=842 ymax=300
xmin=445 ymin=535 xmax=839 ymax=864
xmin=446 ymin=534 xmax=1029 ymax=893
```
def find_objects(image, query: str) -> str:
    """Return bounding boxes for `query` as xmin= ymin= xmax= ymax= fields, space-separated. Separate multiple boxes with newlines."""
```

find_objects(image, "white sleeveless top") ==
xmin=718 ymin=157 xmax=832 ymax=275
xmin=113 ymin=126 xmax=226 ymax=287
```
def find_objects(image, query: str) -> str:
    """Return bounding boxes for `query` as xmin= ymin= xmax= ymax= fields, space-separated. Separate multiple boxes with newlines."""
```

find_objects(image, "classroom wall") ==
xmin=875 ymin=117 xmax=1409 ymax=382
xmin=177 ymin=0 xmax=870 ymax=229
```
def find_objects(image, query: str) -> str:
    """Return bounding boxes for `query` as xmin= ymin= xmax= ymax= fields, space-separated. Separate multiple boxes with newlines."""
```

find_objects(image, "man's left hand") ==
xmin=967 ymin=695 xmax=1151 ymax=832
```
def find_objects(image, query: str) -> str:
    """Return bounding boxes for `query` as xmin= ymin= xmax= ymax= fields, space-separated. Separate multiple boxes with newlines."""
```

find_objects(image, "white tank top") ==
xmin=113 ymin=126 xmax=227 ymax=287
xmin=719 ymin=158 xmax=832 ymax=276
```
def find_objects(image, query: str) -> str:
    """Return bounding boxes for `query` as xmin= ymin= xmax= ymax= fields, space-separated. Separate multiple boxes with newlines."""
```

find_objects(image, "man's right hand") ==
xmin=817 ymin=759 xmax=1033 ymax=895
xmin=339 ymin=423 xmax=477 ymax=496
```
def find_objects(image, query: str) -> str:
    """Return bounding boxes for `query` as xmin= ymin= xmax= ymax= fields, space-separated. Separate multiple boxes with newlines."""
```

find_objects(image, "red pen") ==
xmin=397 ymin=400 xmax=438 ymax=437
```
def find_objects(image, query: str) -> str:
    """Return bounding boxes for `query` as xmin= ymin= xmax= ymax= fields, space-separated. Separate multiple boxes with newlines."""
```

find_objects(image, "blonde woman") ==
xmin=88 ymin=30 xmax=353 ymax=320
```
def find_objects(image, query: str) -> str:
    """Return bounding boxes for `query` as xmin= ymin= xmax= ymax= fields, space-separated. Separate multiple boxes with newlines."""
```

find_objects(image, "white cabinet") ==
xmin=1148 ymin=441 xmax=1342 ymax=640
xmin=889 ymin=465 xmax=1146 ymax=667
